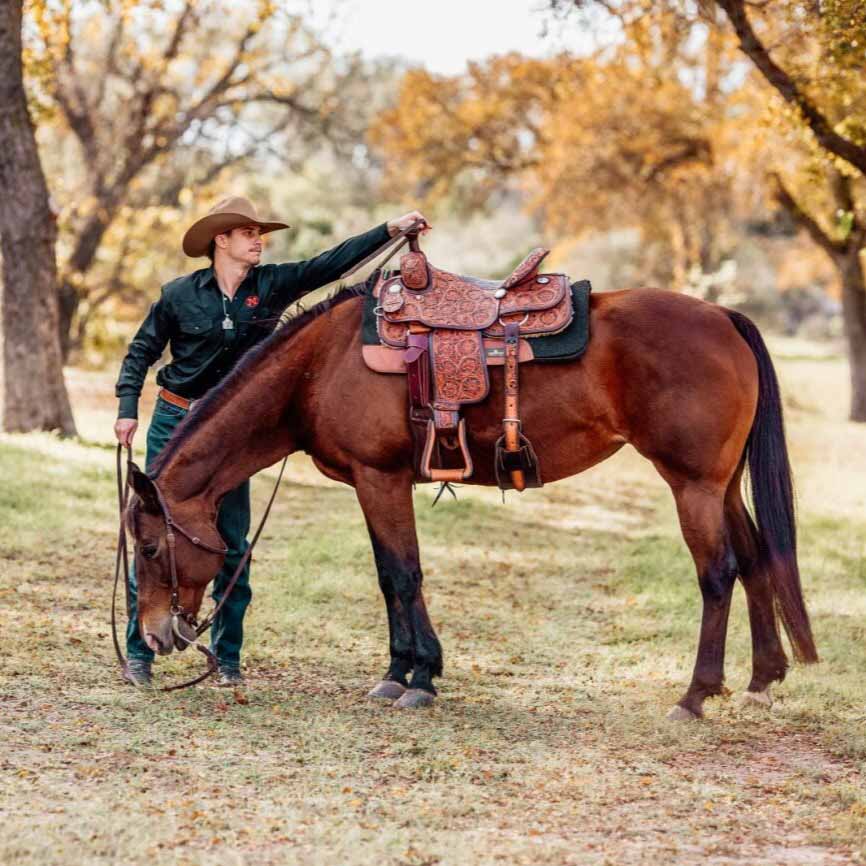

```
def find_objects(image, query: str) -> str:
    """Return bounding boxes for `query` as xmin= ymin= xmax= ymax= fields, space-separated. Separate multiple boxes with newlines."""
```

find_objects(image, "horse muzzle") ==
xmin=144 ymin=625 xmax=175 ymax=656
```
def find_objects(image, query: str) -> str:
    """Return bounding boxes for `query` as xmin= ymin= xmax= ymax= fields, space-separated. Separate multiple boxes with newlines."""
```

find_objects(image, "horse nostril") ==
xmin=145 ymin=631 xmax=171 ymax=655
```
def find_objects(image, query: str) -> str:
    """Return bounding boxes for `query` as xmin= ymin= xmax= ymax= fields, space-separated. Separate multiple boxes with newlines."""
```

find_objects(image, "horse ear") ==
xmin=128 ymin=463 xmax=161 ymax=513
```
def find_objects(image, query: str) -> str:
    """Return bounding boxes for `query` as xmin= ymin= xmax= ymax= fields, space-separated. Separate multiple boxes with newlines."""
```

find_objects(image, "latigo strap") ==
xmin=494 ymin=324 xmax=543 ymax=491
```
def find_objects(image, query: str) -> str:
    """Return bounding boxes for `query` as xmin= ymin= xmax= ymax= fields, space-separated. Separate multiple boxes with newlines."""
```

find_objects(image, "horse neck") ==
xmin=155 ymin=337 xmax=314 ymax=509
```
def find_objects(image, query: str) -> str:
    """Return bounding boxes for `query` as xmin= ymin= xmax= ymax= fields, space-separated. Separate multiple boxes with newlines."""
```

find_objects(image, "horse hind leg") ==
xmin=668 ymin=482 xmax=739 ymax=721
xmin=725 ymin=472 xmax=788 ymax=707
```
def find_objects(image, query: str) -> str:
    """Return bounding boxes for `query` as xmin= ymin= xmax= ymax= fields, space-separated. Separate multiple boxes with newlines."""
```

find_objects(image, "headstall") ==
xmin=111 ymin=443 xmax=286 ymax=691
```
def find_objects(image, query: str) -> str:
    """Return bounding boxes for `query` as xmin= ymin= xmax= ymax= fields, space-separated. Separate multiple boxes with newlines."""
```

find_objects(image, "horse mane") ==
xmin=149 ymin=279 xmax=370 ymax=477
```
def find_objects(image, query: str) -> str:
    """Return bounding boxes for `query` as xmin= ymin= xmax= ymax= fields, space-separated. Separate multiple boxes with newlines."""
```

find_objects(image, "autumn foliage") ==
xmin=370 ymin=2 xmax=866 ymax=418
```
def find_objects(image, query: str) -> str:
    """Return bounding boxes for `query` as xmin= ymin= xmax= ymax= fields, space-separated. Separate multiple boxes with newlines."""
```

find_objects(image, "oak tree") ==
xmin=28 ymin=0 xmax=367 ymax=358
xmin=558 ymin=0 xmax=866 ymax=419
xmin=0 ymin=0 xmax=75 ymax=434
xmin=370 ymin=29 xmax=744 ymax=290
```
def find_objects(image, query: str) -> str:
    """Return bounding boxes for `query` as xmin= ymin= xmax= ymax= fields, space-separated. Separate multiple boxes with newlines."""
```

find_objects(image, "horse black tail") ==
xmin=728 ymin=310 xmax=818 ymax=663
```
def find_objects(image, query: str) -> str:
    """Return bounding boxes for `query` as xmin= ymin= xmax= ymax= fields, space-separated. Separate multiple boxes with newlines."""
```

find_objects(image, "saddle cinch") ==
xmin=363 ymin=233 xmax=579 ymax=491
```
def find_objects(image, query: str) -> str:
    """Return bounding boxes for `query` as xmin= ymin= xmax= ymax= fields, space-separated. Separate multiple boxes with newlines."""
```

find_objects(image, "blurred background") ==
xmin=2 ymin=0 xmax=864 ymax=437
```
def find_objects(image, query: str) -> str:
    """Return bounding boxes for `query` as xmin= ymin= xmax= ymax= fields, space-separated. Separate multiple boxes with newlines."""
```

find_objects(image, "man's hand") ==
xmin=387 ymin=211 xmax=432 ymax=238
xmin=114 ymin=418 xmax=138 ymax=448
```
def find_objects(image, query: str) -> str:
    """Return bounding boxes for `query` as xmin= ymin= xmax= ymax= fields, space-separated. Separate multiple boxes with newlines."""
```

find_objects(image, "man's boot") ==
xmin=122 ymin=658 xmax=153 ymax=687
xmin=215 ymin=664 xmax=244 ymax=687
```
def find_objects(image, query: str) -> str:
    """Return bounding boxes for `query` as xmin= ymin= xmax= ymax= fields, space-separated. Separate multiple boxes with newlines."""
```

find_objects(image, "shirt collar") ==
xmin=193 ymin=266 xmax=216 ymax=290
xmin=193 ymin=265 xmax=257 ymax=292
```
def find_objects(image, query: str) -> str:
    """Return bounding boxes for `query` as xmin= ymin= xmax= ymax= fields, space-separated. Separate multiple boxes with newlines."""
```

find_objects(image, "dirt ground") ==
xmin=1 ymin=341 xmax=865 ymax=865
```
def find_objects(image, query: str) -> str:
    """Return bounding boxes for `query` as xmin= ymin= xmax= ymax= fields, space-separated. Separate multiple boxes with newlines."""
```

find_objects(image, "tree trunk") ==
xmin=59 ymin=207 xmax=115 ymax=360
xmin=58 ymin=280 xmax=80 ymax=362
xmin=0 ymin=0 xmax=76 ymax=435
xmin=836 ymin=247 xmax=866 ymax=422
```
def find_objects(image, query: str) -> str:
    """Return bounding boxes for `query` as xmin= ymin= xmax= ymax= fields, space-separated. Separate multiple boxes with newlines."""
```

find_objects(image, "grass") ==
xmin=1 ymin=341 xmax=865 ymax=865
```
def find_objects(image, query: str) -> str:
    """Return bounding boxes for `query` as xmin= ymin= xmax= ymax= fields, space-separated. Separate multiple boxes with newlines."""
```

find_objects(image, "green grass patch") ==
xmin=1 ymin=419 xmax=865 ymax=865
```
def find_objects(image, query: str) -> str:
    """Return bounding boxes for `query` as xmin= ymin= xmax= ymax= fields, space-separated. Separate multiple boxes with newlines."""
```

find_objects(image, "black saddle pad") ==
xmin=362 ymin=278 xmax=592 ymax=362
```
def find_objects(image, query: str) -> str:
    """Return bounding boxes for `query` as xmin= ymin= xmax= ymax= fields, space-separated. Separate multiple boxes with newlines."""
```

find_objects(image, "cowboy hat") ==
xmin=182 ymin=195 xmax=289 ymax=257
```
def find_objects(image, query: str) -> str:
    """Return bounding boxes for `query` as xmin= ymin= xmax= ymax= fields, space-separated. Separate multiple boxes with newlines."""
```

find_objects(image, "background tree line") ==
xmin=1 ymin=0 xmax=863 ymax=436
xmin=373 ymin=0 xmax=866 ymax=419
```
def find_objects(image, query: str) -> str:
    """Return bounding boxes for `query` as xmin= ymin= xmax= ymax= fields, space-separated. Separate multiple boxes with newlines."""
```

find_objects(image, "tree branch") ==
xmin=771 ymin=173 xmax=846 ymax=256
xmin=94 ymin=13 xmax=124 ymax=112
xmin=829 ymin=168 xmax=855 ymax=216
xmin=51 ymin=81 xmax=100 ymax=167
xmin=715 ymin=0 xmax=866 ymax=175
xmin=163 ymin=0 xmax=194 ymax=64
xmin=643 ymin=137 xmax=712 ymax=182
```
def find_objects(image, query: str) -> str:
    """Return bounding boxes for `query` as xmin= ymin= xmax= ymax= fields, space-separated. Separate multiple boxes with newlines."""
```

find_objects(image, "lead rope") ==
xmin=111 ymin=444 xmax=218 ymax=690
xmin=110 ymin=444 xmax=132 ymax=670
xmin=111 ymin=444 xmax=288 ymax=691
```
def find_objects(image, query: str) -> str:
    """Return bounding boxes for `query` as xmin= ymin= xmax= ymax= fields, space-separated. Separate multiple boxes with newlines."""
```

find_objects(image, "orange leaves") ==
xmin=368 ymin=48 xmax=727 ymax=254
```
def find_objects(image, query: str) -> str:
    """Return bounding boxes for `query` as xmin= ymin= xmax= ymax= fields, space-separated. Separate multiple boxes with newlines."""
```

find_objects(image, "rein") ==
xmin=111 ymin=443 xmax=287 ymax=691
xmin=338 ymin=218 xmax=426 ymax=282
xmin=238 ymin=221 xmax=425 ymax=334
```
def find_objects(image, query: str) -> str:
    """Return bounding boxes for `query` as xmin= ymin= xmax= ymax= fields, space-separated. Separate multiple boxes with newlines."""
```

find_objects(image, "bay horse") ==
xmin=126 ymin=281 xmax=818 ymax=718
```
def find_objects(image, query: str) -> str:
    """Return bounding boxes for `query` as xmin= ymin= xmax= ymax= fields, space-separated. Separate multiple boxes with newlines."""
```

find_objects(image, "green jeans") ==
xmin=126 ymin=397 xmax=251 ymax=669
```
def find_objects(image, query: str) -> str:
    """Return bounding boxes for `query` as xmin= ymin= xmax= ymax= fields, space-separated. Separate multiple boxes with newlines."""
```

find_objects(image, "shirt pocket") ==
xmin=178 ymin=316 xmax=213 ymax=336
xmin=172 ymin=315 xmax=224 ymax=361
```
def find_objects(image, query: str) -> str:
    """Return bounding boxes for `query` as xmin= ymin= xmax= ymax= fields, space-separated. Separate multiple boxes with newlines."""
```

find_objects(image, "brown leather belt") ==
xmin=157 ymin=388 xmax=194 ymax=410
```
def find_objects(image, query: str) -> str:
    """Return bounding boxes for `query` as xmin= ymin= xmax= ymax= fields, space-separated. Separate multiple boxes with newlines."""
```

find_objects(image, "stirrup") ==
xmin=421 ymin=418 xmax=473 ymax=482
xmin=494 ymin=432 xmax=542 ymax=491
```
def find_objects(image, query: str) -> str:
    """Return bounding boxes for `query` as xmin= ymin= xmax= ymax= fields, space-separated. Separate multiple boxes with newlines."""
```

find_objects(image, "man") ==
xmin=115 ymin=195 xmax=430 ymax=687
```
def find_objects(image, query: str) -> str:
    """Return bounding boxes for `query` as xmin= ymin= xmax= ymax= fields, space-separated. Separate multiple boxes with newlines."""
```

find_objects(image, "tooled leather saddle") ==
xmin=364 ymin=233 xmax=575 ymax=491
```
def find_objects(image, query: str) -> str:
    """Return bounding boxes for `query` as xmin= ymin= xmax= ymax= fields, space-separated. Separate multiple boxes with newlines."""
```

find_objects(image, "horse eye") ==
xmin=141 ymin=542 xmax=159 ymax=560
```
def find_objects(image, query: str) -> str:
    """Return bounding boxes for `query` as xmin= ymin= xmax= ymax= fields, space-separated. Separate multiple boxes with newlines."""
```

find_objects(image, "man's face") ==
xmin=218 ymin=225 xmax=263 ymax=265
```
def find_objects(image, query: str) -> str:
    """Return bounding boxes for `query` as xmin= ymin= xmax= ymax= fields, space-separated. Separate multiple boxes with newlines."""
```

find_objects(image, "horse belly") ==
xmin=458 ymin=354 xmax=625 ymax=486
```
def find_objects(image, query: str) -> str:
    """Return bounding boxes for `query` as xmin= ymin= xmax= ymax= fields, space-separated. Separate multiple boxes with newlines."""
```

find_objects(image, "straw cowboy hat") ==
xmin=182 ymin=195 xmax=289 ymax=257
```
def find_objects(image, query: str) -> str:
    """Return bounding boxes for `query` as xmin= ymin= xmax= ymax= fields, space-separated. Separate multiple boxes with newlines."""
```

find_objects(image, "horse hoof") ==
xmin=740 ymin=688 xmax=772 ymax=709
xmin=393 ymin=688 xmax=435 ymax=709
xmin=367 ymin=680 xmax=407 ymax=701
xmin=667 ymin=704 xmax=700 ymax=722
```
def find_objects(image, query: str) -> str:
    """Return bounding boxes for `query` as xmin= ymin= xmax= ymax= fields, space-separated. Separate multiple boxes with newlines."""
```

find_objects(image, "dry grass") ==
xmin=1 ymin=338 xmax=865 ymax=865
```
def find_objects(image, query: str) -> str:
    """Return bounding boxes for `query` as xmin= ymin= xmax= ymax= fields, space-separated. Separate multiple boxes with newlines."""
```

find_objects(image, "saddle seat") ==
xmin=368 ymin=235 xmax=575 ymax=491
xmin=377 ymin=246 xmax=571 ymax=337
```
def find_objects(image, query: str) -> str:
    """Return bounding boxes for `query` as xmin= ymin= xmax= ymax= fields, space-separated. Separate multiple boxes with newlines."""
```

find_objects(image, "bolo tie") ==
xmin=222 ymin=294 xmax=234 ymax=330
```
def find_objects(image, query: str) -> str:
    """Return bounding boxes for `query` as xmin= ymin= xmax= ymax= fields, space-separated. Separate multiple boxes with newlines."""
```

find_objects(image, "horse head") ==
xmin=126 ymin=464 xmax=226 ymax=655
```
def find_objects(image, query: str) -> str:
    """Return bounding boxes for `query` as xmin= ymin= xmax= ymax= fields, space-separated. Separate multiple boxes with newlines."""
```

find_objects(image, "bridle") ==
xmin=111 ymin=443 xmax=286 ymax=691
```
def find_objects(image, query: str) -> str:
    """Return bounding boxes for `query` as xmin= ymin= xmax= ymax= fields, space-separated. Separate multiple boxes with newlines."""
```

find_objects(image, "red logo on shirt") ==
xmin=245 ymin=295 xmax=259 ymax=308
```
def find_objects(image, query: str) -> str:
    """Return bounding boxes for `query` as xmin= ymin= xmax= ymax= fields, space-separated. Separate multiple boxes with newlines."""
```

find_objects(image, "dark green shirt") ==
xmin=115 ymin=223 xmax=389 ymax=419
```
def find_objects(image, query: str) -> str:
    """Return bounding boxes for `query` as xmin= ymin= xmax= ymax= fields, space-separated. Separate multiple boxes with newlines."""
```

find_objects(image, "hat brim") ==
xmin=182 ymin=212 xmax=289 ymax=257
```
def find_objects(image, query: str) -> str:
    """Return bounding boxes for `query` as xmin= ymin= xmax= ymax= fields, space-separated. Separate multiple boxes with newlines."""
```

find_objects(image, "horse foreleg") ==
xmin=354 ymin=468 xmax=443 ymax=708
xmin=365 ymin=570 xmax=412 ymax=701
xmin=668 ymin=482 xmax=738 ymax=721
